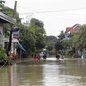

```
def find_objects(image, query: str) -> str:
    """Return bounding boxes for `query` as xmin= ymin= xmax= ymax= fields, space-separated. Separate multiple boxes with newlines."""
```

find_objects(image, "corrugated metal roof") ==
xmin=0 ymin=12 xmax=16 ymax=24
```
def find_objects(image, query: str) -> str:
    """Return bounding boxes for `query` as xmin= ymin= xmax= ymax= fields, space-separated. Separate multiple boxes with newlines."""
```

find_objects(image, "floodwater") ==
xmin=0 ymin=58 xmax=86 ymax=86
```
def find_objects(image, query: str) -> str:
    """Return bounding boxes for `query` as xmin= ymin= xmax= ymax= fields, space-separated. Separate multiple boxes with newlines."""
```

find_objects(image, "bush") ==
xmin=0 ymin=48 xmax=8 ymax=61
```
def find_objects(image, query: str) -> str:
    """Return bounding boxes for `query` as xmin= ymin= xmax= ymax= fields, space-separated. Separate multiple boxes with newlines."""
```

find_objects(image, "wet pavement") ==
xmin=0 ymin=57 xmax=86 ymax=86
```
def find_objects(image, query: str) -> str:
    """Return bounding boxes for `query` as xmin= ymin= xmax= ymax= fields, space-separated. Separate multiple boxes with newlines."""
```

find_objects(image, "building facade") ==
xmin=0 ymin=12 xmax=16 ymax=48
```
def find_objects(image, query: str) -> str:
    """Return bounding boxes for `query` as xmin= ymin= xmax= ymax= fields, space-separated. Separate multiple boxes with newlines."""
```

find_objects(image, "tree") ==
xmin=78 ymin=25 xmax=86 ymax=49
xmin=19 ymin=18 xmax=46 ymax=55
xmin=55 ymin=40 xmax=64 ymax=51
xmin=58 ymin=31 xmax=65 ymax=40
xmin=61 ymin=24 xmax=86 ymax=57
xmin=29 ymin=18 xmax=46 ymax=51
xmin=46 ymin=45 xmax=53 ymax=51
xmin=68 ymin=24 xmax=86 ymax=49
xmin=45 ymin=36 xmax=57 ymax=52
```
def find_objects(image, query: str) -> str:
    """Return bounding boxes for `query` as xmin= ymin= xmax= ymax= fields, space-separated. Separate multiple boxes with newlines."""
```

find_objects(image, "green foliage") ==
xmin=0 ymin=48 xmax=8 ymax=60
xmin=45 ymin=36 xmax=57 ymax=53
xmin=58 ymin=31 xmax=65 ymax=40
xmin=46 ymin=45 xmax=53 ymax=51
xmin=78 ymin=25 xmax=86 ymax=48
xmin=19 ymin=25 xmax=35 ymax=54
xmin=45 ymin=36 xmax=57 ymax=44
xmin=69 ymin=33 xmax=80 ymax=48
xmin=60 ymin=24 xmax=86 ymax=57
xmin=45 ymin=36 xmax=57 ymax=49
xmin=55 ymin=40 xmax=64 ymax=51
xmin=68 ymin=25 xmax=86 ymax=49
xmin=19 ymin=18 xmax=46 ymax=55
xmin=4 ymin=7 xmax=13 ymax=16
xmin=29 ymin=18 xmax=46 ymax=51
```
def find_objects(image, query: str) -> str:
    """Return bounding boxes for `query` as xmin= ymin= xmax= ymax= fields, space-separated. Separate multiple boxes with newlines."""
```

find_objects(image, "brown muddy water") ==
xmin=0 ymin=58 xmax=86 ymax=86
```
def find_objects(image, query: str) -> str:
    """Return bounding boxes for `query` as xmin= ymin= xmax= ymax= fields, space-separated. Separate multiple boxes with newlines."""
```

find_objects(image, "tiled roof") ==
xmin=66 ymin=24 xmax=80 ymax=33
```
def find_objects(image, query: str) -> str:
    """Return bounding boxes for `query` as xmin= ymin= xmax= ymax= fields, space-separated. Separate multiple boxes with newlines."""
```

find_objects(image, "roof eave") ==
xmin=0 ymin=12 xmax=16 ymax=25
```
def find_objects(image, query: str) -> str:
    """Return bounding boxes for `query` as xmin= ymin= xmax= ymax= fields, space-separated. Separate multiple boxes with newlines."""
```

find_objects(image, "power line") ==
xmin=18 ymin=7 xmax=86 ymax=15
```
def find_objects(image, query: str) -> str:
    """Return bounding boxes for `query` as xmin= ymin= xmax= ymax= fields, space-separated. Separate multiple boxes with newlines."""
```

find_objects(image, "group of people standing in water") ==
xmin=32 ymin=51 xmax=47 ymax=63
xmin=32 ymin=50 xmax=64 ymax=63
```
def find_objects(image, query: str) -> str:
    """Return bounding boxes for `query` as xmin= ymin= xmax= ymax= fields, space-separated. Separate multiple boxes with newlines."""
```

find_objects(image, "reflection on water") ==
xmin=0 ymin=67 xmax=9 ymax=86
xmin=0 ymin=58 xmax=86 ymax=86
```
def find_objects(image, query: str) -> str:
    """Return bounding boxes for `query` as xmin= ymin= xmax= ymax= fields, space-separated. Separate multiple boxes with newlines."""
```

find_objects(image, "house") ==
xmin=66 ymin=24 xmax=81 ymax=33
xmin=0 ymin=12 xmax=17 ymax=54
xmin=64 ymin=24 xmax=81 ymax=40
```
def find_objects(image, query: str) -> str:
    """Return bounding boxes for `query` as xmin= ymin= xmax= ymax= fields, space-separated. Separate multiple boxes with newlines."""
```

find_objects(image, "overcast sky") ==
xmin=5 ymin=0 xmax=86 ymax=36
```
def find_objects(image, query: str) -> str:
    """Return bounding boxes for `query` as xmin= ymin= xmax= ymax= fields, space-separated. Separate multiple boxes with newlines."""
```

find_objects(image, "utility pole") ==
xmin=7 ymin=1 xmax=17 ymax=56
xmin=13 ymin=1 xmax=17 ymax=19
xmin=8 ymin=1 xmax=18 ymax=86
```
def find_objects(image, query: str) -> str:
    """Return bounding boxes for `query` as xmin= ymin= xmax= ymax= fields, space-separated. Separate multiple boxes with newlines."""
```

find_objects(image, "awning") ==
xmin=17 ymin=42 xmax=26 ymax=52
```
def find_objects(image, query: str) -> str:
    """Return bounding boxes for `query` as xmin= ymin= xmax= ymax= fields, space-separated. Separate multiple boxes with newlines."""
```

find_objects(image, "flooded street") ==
xmin=0 ymin=58 xmax=86 ymax=86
